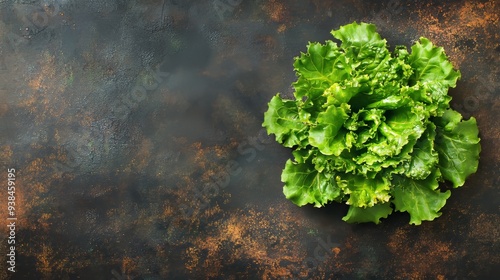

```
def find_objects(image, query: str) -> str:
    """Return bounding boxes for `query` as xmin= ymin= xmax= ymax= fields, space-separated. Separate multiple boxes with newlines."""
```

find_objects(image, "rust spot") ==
xmin=265 ymin=0 xmax=289 ymax=23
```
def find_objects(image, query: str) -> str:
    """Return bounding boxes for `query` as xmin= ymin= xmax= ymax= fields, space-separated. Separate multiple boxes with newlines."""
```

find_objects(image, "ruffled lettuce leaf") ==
xmin=331 ymin=21 xmax=390 ymax=75
xmin=409 ymin=37 xmax=461 ymax=88
xmin=340 ymin=174 xmax=391 ymax=208
xmin=434 ymin=109 xmax=481 ymax=187
xmin=331 ymin=21 xmax=385 ymax=49
xmin=392 ymin=170 xmax=451 ymax=225
xmin=263 ymin=95 xmax=305 ymax=147
xmin=367 ymin=107 xmax=426 ymax=157
xmin=282 ymin=159 xmax=342 ymax=207
xmin=342 ymin=202 xmax=393 ymax=224
xmin=405 ymin=123 xmax=439 ymax=180
xmin=308 ymin=104 xmax=350 ymax=156
xmin=293 ymin=40 xmax=351 ymax=84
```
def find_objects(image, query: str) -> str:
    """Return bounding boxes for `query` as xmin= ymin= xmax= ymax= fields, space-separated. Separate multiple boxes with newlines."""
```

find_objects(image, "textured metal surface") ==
xmin=0 ymin=0 xmax=498 ymax=279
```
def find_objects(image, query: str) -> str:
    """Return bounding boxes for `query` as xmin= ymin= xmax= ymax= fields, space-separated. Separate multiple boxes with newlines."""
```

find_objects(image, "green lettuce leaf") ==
xmin=409 ymin=37 xmax=461 ymax=88
xmin=282 ymin=159 xmax=342 ymax=207
xmin=341 ymin=174 xmax=391 ymax=208
xmin=405 ymin=123 xmax=439 ymax=180
xmin=308 ymin=104 xmax=350 ymax=156
xmin=331 ymin=21 xmax=385 ymax=49
xmin=392 ymin=170 xmax=451 ymax=225
xmin=367 ymin=107 xmax=426 ymax=157
xmin=342 ymin=202 xmax=393 ymax=224
xmin=435 ymin=109 xmax=481 ymax=187
xmin=294 ymin=40 xmax=351 ymax=84
xmin=263 ymin=95 xmax=305 ymax=147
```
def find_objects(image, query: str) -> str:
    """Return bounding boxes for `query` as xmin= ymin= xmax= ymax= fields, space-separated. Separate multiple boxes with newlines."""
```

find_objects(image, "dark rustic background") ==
xmin=0 ymin=0 xmax=499 ymax=279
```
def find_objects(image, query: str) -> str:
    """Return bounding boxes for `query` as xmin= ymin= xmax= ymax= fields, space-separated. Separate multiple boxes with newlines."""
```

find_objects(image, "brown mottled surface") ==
xmin=0 ymin=0 xmax=498 ymax=279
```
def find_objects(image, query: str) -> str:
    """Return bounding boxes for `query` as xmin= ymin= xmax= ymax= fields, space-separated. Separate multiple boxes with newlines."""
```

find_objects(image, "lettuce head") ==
xmin=263 ymin=22 xmax=481 ymax=225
